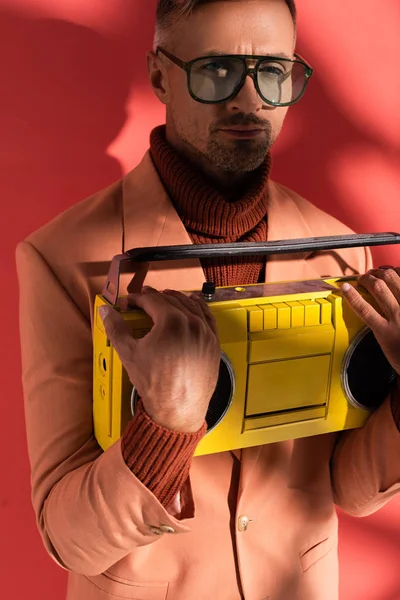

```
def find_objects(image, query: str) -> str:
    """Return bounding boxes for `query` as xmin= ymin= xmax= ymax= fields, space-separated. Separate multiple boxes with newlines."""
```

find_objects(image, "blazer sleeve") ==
xmin=15 ymin=240 xmax=194 ymax=577
xmin=330 ymin=245 xmax=400 ymax=516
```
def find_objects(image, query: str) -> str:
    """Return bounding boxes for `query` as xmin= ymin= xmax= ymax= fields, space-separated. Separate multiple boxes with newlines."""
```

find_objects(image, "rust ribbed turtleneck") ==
xmin=121 ymin=126 xmax=272 ymax=510
xmin=149 ymin=125 xmax=271 ymax=287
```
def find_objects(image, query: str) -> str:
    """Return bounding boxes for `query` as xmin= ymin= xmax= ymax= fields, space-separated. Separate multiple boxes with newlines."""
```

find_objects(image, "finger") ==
xmin=378 ymin=265 xmax=395 ymax=270
xmin=117 ymin=297 xmax=129 ymax=312
xmin=127 ymin=262 xmax=150 ymax=294
xmin=98 ymin=305 xmax=137 ymax=362
xmin=162 ymin=289 xmax=206 ymax=319
xmin=127 ymin=285 xmax=154 ymax=305
xmin=129 ymin=288 xmax=219 ymax=338
xmin=126 ymin=286 xmax=179 ymax=324
xmin=162 ymin=290 xmax=219 ymax=337
xmin=341 ymin=282 xmax=387 ymax=333
xmin=358 ymin=271 xmax=399 ymax=317
xmin=189 ymin=292 xmax=219 ymax=337
xmin=371 ymin=267 xmax=400 ymax=304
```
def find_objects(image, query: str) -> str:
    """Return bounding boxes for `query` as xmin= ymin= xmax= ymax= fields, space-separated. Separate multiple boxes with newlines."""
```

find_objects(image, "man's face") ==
xmin=154 ymin=0 xmax=295 ymax=173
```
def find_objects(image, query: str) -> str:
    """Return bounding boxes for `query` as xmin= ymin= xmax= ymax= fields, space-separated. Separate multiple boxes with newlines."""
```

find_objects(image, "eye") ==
xmin=202 ymin=61 xmax=228 ymax=74
xmin=259 ymin=64 xmax=285 ymax=76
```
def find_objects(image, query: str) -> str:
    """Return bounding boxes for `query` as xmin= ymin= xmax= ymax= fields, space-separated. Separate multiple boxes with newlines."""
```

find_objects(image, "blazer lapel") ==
xmin=121 ymin=151 xmax=205 ymax=294
xmin=264 ymin=181 xmax=323 ymax=284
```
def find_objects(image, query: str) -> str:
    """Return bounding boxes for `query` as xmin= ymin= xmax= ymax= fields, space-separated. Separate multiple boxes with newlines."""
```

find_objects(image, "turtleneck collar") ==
xmin=149 ymin=125 xmax=271 ymax=240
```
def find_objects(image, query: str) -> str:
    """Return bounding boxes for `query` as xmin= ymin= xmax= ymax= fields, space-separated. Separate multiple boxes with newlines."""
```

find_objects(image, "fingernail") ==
xmin=341 ymin=283 xmax=351 ymax=292
xmin=98 ymin=305 xmax=109 ymax=320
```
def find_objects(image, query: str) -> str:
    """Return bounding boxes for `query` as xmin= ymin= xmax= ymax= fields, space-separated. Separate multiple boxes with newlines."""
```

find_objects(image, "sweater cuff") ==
xmin=390 ymin=377 xmax=400 ymax=432
xmin=121 ymin=399 xmax=207 ymax=508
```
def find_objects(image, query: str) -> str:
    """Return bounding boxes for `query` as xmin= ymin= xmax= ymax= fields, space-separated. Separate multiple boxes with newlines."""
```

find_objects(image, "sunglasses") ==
xmin=157 ymin=47 xmax=313 ymax=107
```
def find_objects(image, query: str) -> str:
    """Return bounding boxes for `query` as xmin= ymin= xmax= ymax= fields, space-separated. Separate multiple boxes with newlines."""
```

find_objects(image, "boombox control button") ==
xmin=202 ymin=282 xmax=216 ymax=300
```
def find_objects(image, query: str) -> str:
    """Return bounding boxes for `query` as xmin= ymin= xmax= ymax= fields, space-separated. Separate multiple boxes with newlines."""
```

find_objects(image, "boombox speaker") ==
xmin=93 ymin=233 xmax=400 ymax=456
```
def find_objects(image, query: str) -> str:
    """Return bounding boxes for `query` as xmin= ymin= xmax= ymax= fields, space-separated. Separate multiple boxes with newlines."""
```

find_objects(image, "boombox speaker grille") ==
xmin=205 ymin=352 xmax=235 ymax=431
xmin=131 ymin=351 xmax=235 ymax=432
xmin=342 ymin=327 xmax=396 ymax=411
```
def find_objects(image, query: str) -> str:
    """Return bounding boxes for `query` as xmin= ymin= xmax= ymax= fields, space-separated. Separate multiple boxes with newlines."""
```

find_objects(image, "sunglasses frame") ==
xmin=156 ymin=47 xmax=314 ymax=107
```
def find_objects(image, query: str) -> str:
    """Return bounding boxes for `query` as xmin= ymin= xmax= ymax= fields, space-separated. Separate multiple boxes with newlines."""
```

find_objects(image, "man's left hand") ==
xmin=342 ymin=267 xmax=400 ymax=376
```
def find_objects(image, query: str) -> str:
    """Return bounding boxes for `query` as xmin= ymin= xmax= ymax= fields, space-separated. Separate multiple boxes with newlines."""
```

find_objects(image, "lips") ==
xmin=219 ymin=128 xmax=266 ymax=138
xmin=221 ymin=127 xmax=265 ymax=132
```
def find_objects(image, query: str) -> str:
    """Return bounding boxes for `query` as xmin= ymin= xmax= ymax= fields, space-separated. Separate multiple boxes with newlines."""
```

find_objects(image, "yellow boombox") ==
xmin=93 ymin=233 xmax=400 ymax=456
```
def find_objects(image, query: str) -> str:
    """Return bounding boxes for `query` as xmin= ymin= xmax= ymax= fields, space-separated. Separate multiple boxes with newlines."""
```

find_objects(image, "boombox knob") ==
xmin=202 ymin=281 xmax=216 ymax=301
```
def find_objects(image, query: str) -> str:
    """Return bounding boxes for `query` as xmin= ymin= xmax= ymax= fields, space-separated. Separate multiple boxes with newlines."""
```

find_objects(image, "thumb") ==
xmin=98 ymin=305 xmax=137 ymax=361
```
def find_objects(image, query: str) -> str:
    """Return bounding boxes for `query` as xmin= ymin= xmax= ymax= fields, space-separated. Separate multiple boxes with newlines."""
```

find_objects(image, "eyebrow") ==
xmin=202 ymin=50 xmax=293 ymax=60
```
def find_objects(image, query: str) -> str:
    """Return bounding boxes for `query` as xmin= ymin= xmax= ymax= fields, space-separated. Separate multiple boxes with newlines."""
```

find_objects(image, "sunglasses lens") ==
xmin=189 ymin=57 xmax=244 ymax=102
xmin=257 ymin=59 xmax=308 ymax=105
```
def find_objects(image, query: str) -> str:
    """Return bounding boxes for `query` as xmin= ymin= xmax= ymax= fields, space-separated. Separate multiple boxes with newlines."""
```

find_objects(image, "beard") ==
xmin=173 ymin=110 xmax=274 ymax=174
xmin=205 ymin=129 xmax=272 ymax=172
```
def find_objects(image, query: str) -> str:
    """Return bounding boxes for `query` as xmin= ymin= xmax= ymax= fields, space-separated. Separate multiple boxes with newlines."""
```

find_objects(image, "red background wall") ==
xmin=1 ymin=1 xmax=400 ymax=598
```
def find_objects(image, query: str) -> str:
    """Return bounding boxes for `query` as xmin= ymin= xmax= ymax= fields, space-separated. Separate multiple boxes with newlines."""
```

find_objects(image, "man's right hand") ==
xmin=98 ymin=286 xmax=221 ymax=433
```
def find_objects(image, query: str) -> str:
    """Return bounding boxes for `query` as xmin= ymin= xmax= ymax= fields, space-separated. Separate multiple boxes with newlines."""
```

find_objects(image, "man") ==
xmin=16 ymin=1 xmax=400 ymax=599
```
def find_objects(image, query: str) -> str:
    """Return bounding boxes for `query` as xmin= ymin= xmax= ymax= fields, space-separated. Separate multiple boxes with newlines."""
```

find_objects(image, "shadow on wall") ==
xmin=0 ymin=4 xmax=155 ymax=240
xmin=337 ymin=507 xmax=400 ymax=600
xmin=271 ymin=40 xmax=400 ymax=268
xmin=0 ymin=5 xmax=156 ymax=600
xmin=272 ymin=67 xmax=378 ymax=213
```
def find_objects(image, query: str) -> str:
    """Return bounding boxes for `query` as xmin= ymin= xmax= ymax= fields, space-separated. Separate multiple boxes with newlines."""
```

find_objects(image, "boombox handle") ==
xmin=102 ymin=232 xmax=400 ymax=306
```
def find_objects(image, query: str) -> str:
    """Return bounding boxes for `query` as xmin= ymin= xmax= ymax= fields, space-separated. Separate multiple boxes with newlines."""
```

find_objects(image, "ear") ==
xmin=146 ymin=50 xmax=169 ymax=105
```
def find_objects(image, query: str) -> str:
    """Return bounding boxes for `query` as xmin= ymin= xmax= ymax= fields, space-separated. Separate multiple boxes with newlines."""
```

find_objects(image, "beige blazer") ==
xmin=16 ymin=151 xmax=400 ymax=600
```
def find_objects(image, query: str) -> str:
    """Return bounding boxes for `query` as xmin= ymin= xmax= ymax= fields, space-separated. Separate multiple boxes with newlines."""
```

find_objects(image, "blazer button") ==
xmin=159 ymin=525 xmax=175 ymax=534
xmin=149 ymin=526 xmax=164 ymax=535
xmin=238 ymin=515 xmax=249 ymax=532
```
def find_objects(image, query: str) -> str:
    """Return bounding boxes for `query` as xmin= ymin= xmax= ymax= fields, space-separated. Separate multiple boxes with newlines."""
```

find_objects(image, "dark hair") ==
xmin=155 ymin=0 xmax=297 ymax=47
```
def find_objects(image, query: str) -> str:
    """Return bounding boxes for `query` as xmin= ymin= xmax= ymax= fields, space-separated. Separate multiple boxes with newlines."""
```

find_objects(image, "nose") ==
xmin=226 ymin=72 xmax=264 ymax=114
